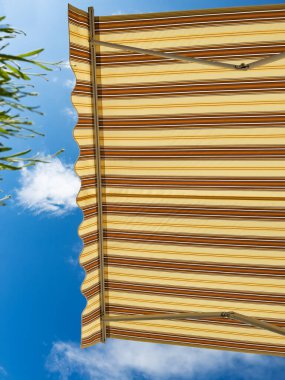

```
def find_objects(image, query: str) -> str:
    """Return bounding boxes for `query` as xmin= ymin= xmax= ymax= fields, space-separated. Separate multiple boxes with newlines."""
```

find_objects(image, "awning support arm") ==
xmin=91 ymin=39 xmax=285 ymax=71
xmin=91 ymin=39 xmax=242 ymax=71
xmin=247 ymin=51 xmax=285 ymax=69
xmin=103 ymin=311 xmax=285 ymax=337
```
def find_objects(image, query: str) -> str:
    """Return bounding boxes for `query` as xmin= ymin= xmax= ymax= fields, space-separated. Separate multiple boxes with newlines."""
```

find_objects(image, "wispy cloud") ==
xmin=64 ymin=107 xmax=77 ymax=121
xmin=64 ymin=79 xmax=75 ymax=89
xmin=112 ymin=10 xmax=124 ymax=15
xmin=16 ymin=158 xmax=80 ymax=216
xmin=45 ymin=339 xmax=281 ymax=380
xmin=61 ymin=61 xmax=71 ymax=70
xmin=52 ymin=76 xmax=59 ymax=83
xmin=0 ymin=366 xmax=7 ymax=379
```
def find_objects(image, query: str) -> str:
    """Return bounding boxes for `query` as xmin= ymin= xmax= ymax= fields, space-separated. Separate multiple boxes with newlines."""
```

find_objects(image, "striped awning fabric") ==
xmin=68 ymin=3 xmax=285 ymax=355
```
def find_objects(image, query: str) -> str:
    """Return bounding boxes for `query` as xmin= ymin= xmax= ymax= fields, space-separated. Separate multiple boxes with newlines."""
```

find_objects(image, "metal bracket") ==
xmin=235 ymin=63 xmax=250 ymax=71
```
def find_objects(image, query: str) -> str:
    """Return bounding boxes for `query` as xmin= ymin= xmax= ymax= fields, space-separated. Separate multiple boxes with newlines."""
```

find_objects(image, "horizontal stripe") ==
xmin=109 ymin=290 xmax=285 ymax=317
xmin=81 ymin=176 xmax=96 ymax=189
xmin=94 ymin=23 xmax=285 ymax=52
xmin=105 ymin=230 xmax=285 ymax=249
xmin=74 ymin=127 xmax=285 ymax=148
xmin=81 ymin=257 xmax=99 ymax=273
xmin=68 ymin=4 xmax=87 ymax=18
xmin=106 ymin=303 xmax=285 ymax=336
xmin=108 ymin=317 xmax=285 ymax=342
xmin=106 ymin=280 xmax=285 ymax=304
xmin=94 ymin=4 xmax=285 ymax=33
xmin=70 ymin=46 xmax=90 ymax=63
xmin=70 ymin=18 xmax=285 ymax=53
xmin=99 ymin=78 xmax=285 ymax=98
xmin=105 ymin=255 xmax=285 ymax=276
xmin=81 ymin=202 xmax=285 ymax=224
xmin=79 ymin=157 xmax=285 ymax=177
xmin=71 ymin=58 xmax=285 ymax=87
xmin=77 ymin=158 xmax=285 ymax=177
xmin=108 ymin=196 xmax=283 ymax=209
xmin=82 ymin=307 xmax=101 ymax=325
xmin=75 ymin=112 xmax=285 ymax=130
xmin=79 ymin=219 xmax=98 ymax=237
xmin=105 ymin=305 xmax=285 ymax=328
xmin=73 ymin=77 xmax=285 ymax=99
xmin=106 ymin=305 xmax=244 ymax=326
xmin=105 ymin=229 xmax=285 ymax=251
xmin=82 ymin=282 xmax=100 ymax=299
xmin=81 ymin=271 xmax=100 ymax=291
xmin=104 ymin=215 xmax=285 ymax=238
xmin=109 ymin=329 xmax=285 ymax=355
xmin=105 ymin=241 xmax=285 ymax=267
xmin=82 ymin=204 xmax=98 ymax=218
xmin=69 ymin=4 xmax=285 ymax=32
xmin=80 ymin=244 xmax=99 ymax=263
xmin=72 ymin=93 xmax=285 ymax=117
xmin=103 ymin=203 xmax=285 ymax=220
xmin=76 ymin=188 xmax=97 ymax=208
xmin=101 ymin=176 xmax=285 ymax=190
xmin=107 ymin=266 xmax=285 ymax=294
xmin=81 ymin=331 xmax=102 ymax=348
xmin=81 ymin=231 xmax=99 ymax=246
xmin=79 ymin=145 xmax=285 ymax=160
xmin=104 ymin=188 xmax=285 ymax=209
xmin=98 ymin=61 xmax=285 ymax=86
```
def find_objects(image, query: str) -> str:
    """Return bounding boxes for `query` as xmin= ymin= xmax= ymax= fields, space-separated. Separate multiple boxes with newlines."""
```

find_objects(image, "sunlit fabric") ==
xmin=68 ymin=3 xmax=285 ymax=355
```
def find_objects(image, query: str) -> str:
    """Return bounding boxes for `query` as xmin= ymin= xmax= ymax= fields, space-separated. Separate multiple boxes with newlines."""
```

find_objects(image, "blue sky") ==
xmin=1 ymin=0 xmax=285 ymax=379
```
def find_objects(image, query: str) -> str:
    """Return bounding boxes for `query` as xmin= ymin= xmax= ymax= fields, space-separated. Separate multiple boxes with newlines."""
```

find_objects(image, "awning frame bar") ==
xmin=88 ymin=6 xmax=107 ymax=342
xmin=103 ymin=311 xmax=285 ymax=337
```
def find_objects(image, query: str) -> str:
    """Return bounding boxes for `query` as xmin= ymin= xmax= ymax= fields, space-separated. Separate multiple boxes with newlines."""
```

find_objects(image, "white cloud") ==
xmin=112 ymin=10 xmax=124 ymax=15
xmin=0 ymin=366 xmax=7 ymax=379
xmin=64 ymin=79 xmax=75 ymax=89
xmin=66 ymin=256 xmax=78 ymax=267
xmin=64 ymin=107 xmax=77 ymax=121
xmin=61 ymin=61 xmax=71 ymax=70
xmin=45 ymin=339 xmax=281 ymax=380
xmin=16 ymin=158 xmax=80 ymax=216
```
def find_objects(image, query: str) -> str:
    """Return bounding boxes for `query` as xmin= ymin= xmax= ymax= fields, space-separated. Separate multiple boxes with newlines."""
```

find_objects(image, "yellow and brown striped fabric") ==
xmin=68 ymin=3 xmax=285 ymax=355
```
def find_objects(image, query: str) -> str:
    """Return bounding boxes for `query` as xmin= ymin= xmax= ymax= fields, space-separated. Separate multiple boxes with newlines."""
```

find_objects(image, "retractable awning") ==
xmin=68 ymin=2 xmax=285 ymax=356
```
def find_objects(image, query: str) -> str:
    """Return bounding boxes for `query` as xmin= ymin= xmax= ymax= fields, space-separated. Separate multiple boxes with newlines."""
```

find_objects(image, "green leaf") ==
xmin=0 ymin=194 xmax=11 ymax=206
xmin=18 ymin=48 xmax=44 ymax=58
xmin=52 ymin=148 xmax=65 ymax=157
xmin=0 ymin=146 xmax=11 ymax=152
xmin=0 ymin=148 xmax=31 ymax=159
xmin=0 ymin=15 xmax=63 ymax=205
xmin=0 ymin=162 xmax=20 ymax=170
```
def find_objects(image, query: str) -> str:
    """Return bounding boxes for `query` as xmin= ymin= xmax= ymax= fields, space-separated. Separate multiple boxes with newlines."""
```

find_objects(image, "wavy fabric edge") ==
xmin=68 ymin=3 xmax=103 ymax=348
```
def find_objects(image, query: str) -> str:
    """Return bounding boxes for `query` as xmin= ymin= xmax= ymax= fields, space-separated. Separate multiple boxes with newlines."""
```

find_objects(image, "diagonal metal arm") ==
xmin=248 ymin=51 xmax=285 ymax=69
xmin=91 ymin=39 xmax=285 ymax=71
xmin=103 ymin=311 xmax=285 ymax=337
xmin=92 ymin=39 xmax=239 ymax=71
xmin=229 ymin=312 xmax=285 ymax=337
